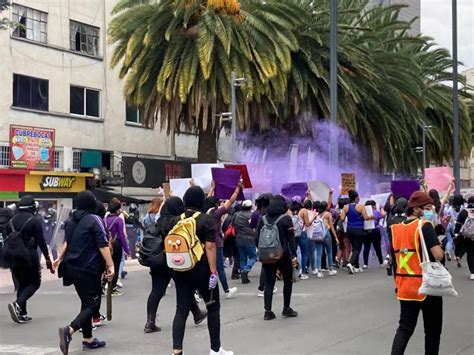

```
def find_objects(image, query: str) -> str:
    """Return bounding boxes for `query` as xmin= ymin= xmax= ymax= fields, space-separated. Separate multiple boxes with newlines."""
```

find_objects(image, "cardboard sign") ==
xmin=10 ymin=125 xmax=55 ymax=170
xmin=191 ymin=164 xmax=223 ymax=191
xmin=170 ymin=178 xmax=191 ymax=198
xmin=341 ymin=173 xmax=356 ymax=195
xmin=281 ymin=182 xmax=308 ymax=200
xmin=163 ymin=183 xmax=171 ymax=200
xmin=424 ymin=167 xmax=453 ymax=192
xmin=391 ymin=180 xmax=420 ymax=200
xmin=308 ymin=180 xmax=330 ymax=202
xmin=211 ymin=168 xmax=245 ymax=200
xmin=224 ymin=164 xmax=252 ymax=188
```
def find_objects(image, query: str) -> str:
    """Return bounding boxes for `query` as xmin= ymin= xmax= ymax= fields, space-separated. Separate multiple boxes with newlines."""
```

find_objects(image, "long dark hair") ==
xmin=428 ymin=189 xmax=441 ymax=214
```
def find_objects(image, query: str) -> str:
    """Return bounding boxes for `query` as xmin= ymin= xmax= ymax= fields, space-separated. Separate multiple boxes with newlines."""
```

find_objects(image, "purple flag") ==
xmin=211 ymin=168 xmax=245 ymax=200
xmin=281 ymin=182 xmax=308 ymax=200
xmin=391 ymin=180 xmax=420 ymax=200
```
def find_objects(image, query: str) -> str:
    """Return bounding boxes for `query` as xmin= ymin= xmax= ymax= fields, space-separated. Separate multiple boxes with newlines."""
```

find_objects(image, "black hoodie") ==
xmin=256 ymin=196 xmax=296 ymax=257
xmin=64 ymin=210 xmax=108 ymax=275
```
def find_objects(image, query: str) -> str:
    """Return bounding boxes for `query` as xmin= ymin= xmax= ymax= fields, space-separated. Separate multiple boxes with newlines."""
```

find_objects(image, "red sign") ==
xmin=10 ymin=125 xmax=55 ymax=170
xmin=224 ymin=164 xmax=253 ymax=188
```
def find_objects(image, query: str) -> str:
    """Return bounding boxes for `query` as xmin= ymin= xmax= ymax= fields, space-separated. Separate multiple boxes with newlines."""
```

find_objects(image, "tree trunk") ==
xmin=197 ymin=126 xmax=218 ymax=163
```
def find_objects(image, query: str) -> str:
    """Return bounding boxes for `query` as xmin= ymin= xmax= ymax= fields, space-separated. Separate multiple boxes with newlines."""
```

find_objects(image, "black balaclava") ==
xmin=183 ymin=186 xmax=205 ymax=211
xmin=74 ymin=190 xmax=97 ymax=212
xmin=160 ymin=197 xmax=185 ymax=217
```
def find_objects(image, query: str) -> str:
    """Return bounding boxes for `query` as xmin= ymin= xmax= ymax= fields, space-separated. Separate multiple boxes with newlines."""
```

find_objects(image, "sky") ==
xmin=421 ymin=0 xmax=474 ymax=71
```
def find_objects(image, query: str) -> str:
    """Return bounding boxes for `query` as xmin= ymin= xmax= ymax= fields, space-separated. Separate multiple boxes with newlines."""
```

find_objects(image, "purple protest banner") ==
xmin=211 ymin=168 xmax=245 ymax=200
xmin=391 ymin=180 xmax=420 ymax=200
xmin=281 ymin=182 xmax=308 ymax=200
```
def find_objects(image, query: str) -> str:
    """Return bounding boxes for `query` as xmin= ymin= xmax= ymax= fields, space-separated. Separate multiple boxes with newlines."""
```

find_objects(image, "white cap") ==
xmin=242 ymin=200 xmax=252 ymax=208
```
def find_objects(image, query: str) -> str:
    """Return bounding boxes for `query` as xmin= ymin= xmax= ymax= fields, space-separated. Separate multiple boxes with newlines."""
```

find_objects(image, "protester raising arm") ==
xmin=440 ymin=180 xmax=455 ymax=206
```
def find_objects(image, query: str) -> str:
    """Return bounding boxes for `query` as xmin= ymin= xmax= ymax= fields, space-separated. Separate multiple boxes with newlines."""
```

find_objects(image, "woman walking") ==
xmin=314 ymin=202 xmax=338 ymax=277
xmin=362 ymin=200 xmax=385 ymax=269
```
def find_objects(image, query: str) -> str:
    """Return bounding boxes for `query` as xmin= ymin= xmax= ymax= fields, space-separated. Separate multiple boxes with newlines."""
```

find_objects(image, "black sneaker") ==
xmin=282 ymin=307 xmax=298 ymax=318
xmin=264 ymin=311 xmax=276 ymax=321
xmin=193 ymin=310 xmax=208 ymax=325
xmin=58 ymin=326 xmax=72 ymax=355
xmin=82 ymin=338 xmax=106 ymax=350
xmin=18 ymin=315 xmax=32 ymax=323
xmin=121 ymin=271 xmax=128 ymax=279
xmin=231 ymin=274 xmax=240 ymax=280
xmin=8 ymin=302 xmax=21 ymax=324
xmin=144 ymin=322 xmax=161 ymax=334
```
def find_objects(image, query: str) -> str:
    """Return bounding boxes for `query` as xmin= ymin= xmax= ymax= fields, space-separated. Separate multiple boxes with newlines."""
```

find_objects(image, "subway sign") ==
xmin=40 ymin=176 xmax=76 ymax=190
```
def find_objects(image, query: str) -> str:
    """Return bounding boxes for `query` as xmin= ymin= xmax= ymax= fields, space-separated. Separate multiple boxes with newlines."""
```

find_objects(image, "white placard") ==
xmin=191 ymin=164 xmax=223 ymax=191
xmin=364 ymin=205 xmax=375 ymax=230
xmin=170 ymin=178 xmax=191 ymax=198
xmin=308 ymin=180 xmax=330 ymax=202
xmin=370 ymin=193 xmax=390 ymax=209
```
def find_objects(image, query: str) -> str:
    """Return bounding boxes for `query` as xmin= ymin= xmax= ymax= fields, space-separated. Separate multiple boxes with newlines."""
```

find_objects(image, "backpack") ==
xmin=138 ymin=213 xmax=166 ymax=268
xmin=460 ymin=211 xmax=474 ymax=241
xmin=257 ymin=215 xmax=286 ymax=264
xmin=311 ymin=214 xmax=327 ymax=242
xmin=291 ymin=214 xmax=302 ymax=237
xmin=2 ymin=216 xmax=35 ymax=268
xmin=164 ymin=212 xmax=204 ymax=271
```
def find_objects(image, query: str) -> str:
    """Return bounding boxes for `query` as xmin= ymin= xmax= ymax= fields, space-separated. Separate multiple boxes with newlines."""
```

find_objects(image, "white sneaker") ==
xmin=362 ymin=265 xmax=368 ymax=270
xmin=226 ymin=287 xmax=238 ymax=299
xmin=316 ymin=272 xmax=324 ymax=278
xmin=354 ymin=268 xmax=363 ymax=273
xmin=328 ymin=269 xmax=337 ymax=276
xmin=300 ymin=274 xmax=309 ymax=280
xmin=224 ymin=258 xmax=230 ymax=268
xmin=347 ymin=263 xmax=355 ymax=274
xmin=194 ymin=292 xmax=202 ymax=303
xmin=273 ymin=286 xmax=277 ymax=294
xmin=311 ymin=269 xmax=318 ymax=275
xmin=469 ymin=274 xmax=474 ymax=280
xmin=210 ymin=347 xmax=234 ymax=355
xmin=257 ymin=290 xmax=264 ymax=297
xmin=116 ymin=280 xmax=123 ymax=288
xmin=383 ymin=259 xmax=389 ymax=266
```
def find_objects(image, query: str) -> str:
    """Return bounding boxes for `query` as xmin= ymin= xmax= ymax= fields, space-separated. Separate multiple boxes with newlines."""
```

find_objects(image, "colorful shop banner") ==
xmin=25 ymin=172 xmax=91 ymax=193
xmin=211 ymin=168 xmax=245 ymax=201
xmin=391 ymin=180 xmax=420 ymax=200
xmin=224 ymin=164 xmax=253 ymax=188
xmin=340 ymin=173 xmax=356 ymax=195
xmin=281 ymin=182 xmax=308 ymax=200
xmin=10 ymin=125 xmax=55 ymax=170
xmin=424 ymin=167 xmax=453 ymax=192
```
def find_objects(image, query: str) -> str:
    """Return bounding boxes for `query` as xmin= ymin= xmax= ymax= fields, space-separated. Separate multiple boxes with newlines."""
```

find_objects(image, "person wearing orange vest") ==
xmin=390 ymin=191 xmax=444 ymax=355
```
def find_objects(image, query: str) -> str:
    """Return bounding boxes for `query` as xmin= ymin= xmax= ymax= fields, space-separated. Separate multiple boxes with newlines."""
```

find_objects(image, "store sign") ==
xmin=10 ymin=125 xmax=55 ymax=170
xmin=40 ymin=176 xmax=76 ymax=190
xmin=123 ymin=157 xmax=191 ymax=188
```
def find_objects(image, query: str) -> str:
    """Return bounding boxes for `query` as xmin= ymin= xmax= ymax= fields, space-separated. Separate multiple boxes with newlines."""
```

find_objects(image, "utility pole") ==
xmin=452 ymin=0 xmax=460 ymax=192
xmin=330 ymin=0 xmax=339 ymax=168
xmin=230 ymin=71 xmax=246 ymax=163
xmin=422 ymin=123 xmax=433 ymax=174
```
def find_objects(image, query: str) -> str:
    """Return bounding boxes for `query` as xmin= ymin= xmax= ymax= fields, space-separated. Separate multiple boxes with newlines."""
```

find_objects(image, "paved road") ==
xmin=0 ymin=261 xmax=473 ymax=355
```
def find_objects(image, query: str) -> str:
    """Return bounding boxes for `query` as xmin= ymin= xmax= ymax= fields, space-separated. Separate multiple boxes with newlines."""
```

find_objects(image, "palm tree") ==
xmin=1 ymin=0 xmax=11 ymax=30
xmin=108 ymin=0 xmax=306 ymax=162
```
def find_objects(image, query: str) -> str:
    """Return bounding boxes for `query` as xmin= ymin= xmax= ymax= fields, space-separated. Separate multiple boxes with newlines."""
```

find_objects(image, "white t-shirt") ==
xmin=305 ymin=210 xmax=316 ymax=236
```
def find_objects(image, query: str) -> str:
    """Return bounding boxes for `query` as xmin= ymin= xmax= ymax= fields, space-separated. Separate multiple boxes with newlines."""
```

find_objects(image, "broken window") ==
xmin=13 ymin=74 xmax=49 ymax=111
xmin=69 ymin=20 xmax=99 ymax=56
xmin=12 ymin=4 xmax=48 ymax=43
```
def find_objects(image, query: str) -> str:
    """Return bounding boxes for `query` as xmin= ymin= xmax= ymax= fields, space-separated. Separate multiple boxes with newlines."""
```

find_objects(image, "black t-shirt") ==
xmin=7 ymin=210 xmax=49 ymax=259
xmin=402 ymin=218 xmax=440 ymax=262
xmin=454 ymin=209 xmax=468 ymax=235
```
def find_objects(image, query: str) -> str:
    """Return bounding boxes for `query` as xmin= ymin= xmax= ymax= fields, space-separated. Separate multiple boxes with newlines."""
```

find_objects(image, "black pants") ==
xmin=231 ymin=242 xmax=240 ymax=278
xmin=172 ymin=261 xmax=221 ymax=352
xmin=111 ymin=240 xmax=123 ymax=289
xmin=262 ymin=254 xmax=293 ymax=311
xmin=348 ymin=228 xmax=364 ymax=268
xmin=70 ymin=272 xmax=102 ymax=339
xmin=363 ymin=228 xmax=384 ymax=266
xmin=391 ymin=296 xmax=443 ymax=355
xmin=258 ymin=267 xmax=266 ymax=291
xmin=12 ymin=254 xmax=41 ymax=315
xmin=455 ymin=238 xmax=474 ymax=273
xmin=147 ymin=267 xmax=202 ymax=318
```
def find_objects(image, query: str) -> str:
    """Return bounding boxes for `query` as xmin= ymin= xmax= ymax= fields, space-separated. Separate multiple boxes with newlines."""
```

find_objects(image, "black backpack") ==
xmin=0 ymin=208 xmax=14 ymax=268
xmin=138 ymin=214 xmax=166 ymax=268
xmin=2 ymin=216 xmax=35 ymax=269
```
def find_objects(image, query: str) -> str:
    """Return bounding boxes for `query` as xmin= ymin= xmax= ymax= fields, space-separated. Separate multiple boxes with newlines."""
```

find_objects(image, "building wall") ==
xmin=0 ymin=0 xmax=198 ymax=170
xmin=367 ymin=0 xmax=421 ymax=35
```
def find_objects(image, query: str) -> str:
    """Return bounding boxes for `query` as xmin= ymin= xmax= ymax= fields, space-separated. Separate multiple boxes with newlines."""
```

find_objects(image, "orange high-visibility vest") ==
xmin=391 ymin=219 xmax=429 ymax=302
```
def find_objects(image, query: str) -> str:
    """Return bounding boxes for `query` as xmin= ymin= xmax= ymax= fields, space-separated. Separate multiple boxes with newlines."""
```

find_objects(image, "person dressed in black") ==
xmin=172 ymin=186 xmax=233 ymax=355
xmin=256 ymin=195 xmax=298 ymax=320
xmin=454 ymin=196 xmax=474 ymax=279
xmin=7 ymin=195 xmax=53 ymax=324
xmin=143 ymin=197 xmax=206 ymax=334
xmin=54 ymin=191 xmax=114 ymax=354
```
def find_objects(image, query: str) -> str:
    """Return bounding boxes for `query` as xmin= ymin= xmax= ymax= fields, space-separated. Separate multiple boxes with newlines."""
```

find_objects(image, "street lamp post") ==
xmin=422 ymin=123 xmax=433 ymax=174
xmin=329 ymin=0 xmax=338 ymax=168
xmin=230 ymin=71 xmax=246 ymax=163
xmin=452 ymin=0 xmax=461 ymax=192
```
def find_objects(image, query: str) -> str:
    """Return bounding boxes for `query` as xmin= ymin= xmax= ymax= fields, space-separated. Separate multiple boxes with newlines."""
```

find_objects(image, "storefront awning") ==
xmin=91 ymin=187 xmax=160 ymax=205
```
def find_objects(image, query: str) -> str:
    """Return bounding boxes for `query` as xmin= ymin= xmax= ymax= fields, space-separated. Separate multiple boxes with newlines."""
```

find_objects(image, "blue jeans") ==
xmin=308 ymin=240 xmax=317 ymax=271
xmin=446 ymin=225 xmax=454 ymax=253
xmin=315 ymin=232 xmax=333 ymax=270
xmin=237 ymin=242 xmax=257 ymax=273
xmin=296 ymin=232 xmax=308 ymax=273
xmin=216 ymin=247 xmax=229 ymax=292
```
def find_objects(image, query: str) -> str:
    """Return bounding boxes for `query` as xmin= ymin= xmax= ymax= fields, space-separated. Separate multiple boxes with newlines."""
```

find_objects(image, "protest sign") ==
xmin=224 ymin=164 xmax=252 ymax=188
xmin=424 ymin=167 xmax=453 ymax=192
xmin=364 ymin=205 xmax=375 ymax=230
xmin=391 ymin=180 xmax=420 ymax=200
xmin=281 ymin=182 xmax=308 ymax=200
xmin=341 ymin=173 xmax=356 ymax=195
xmin=370 ymin=193 xmax=391 ymax=209
xmin=308 ymin=180 xmax=330 ymax=202
xmin=191 ymin=163 xmax=223 ymax=191
xmin=163 ymin=183 xmax=171 ymax=200
xmin=211 ymin=168 xmax=245 ymax=200
xmin=170 ymin=178 xmax=191 ymax=198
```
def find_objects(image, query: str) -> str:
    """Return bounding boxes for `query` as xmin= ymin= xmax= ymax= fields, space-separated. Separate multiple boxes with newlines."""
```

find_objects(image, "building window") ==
xmin=69 ymin=20 xmax=99 ymax=56
xmin=125 ymin=103 xmax=144 ymax=124
xmin=12 ymin=4 xmax=48 ymax=43
xmin=13 ymin=74 xmax=49 ymax=111
xmin=73 ymin=151 xmax=81 ymax=171
xmin=70 ymin=86 xmax=100 ymax=118
xmin=0 ymin=145 xmax=10 ymax=168
xmin=54 ymin=149 xmax=63 ymax=170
